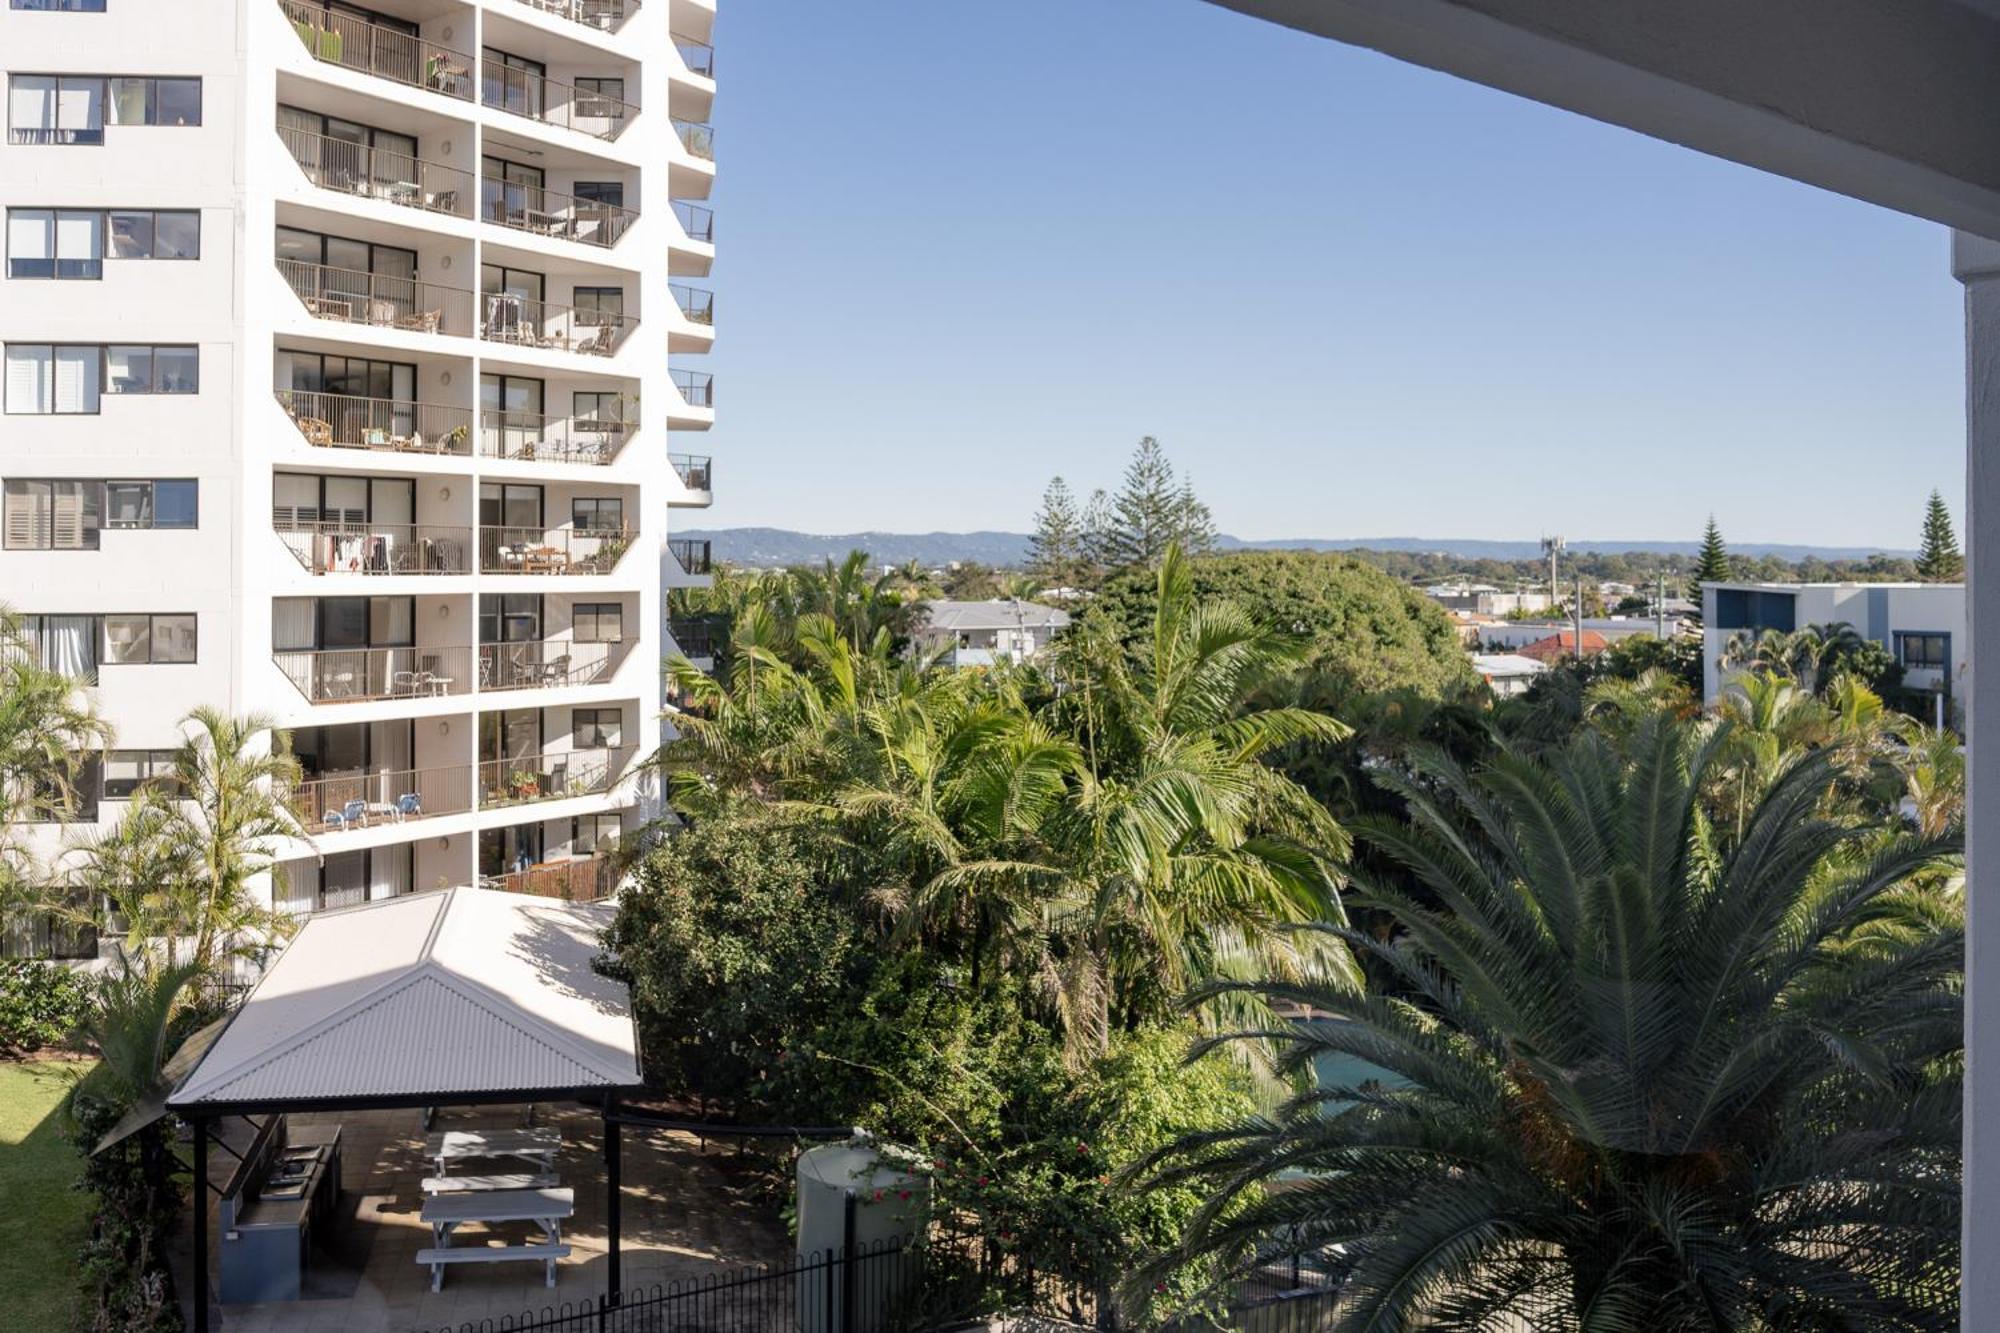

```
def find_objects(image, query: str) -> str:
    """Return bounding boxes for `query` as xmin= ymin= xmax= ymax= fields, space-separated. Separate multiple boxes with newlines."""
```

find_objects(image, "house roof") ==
xmin=918 ymin=599 xmax=1071 ymax=632
xmin=1471 ymin=653 xmax=1548 ymax=677
xmin=1517 ymin=630 xmax=1610 ymax=661
xmin=168 ymin=888 xmax=640 ymax=1111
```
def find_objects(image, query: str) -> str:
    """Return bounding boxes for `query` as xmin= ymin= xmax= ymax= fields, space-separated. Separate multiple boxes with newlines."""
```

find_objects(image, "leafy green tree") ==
xmin=1686 ymin=514 xmax=1733 ymax=603
xmin=1139 ymin=718 xmax=1961 ymax=1330
xmin=1100 ymin=438 xmax=1215 ymax=569
xmin=0 ymin=607 xmax=111 ymax=922
xmin=1916 ymin=489 xmax=1964 ymax=582
xmin=1028 ymin=476 xmax=1091 ymax=589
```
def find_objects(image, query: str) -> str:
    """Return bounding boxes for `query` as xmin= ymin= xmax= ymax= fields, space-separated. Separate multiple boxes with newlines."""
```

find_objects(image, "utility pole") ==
xmin=1541 ymin=535 xmax=1565 ymax=613
xmin=1575 ymin=576 xmax=1585 ymax=661
xmin=1656 ymin=571 xmax=1666 ymax=638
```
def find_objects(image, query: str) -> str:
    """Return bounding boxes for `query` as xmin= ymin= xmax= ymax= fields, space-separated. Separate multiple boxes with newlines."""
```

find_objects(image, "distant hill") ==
xmin=676 ymin=528 xmax=1914 ymax=569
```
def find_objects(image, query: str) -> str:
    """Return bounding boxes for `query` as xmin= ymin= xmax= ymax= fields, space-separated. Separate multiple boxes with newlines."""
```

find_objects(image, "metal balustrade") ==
xmin=279 ymin=124 xmax=474 ymax=218
xmin=673 ymin=200 xmax=714 ymax=243
xmin=274 ymin=521 xmax=473 ymax=575
xmin=482 ymin=65 xmax=637 ymax=141
xmin=669 ymin=537 xmax=712 ymax=575
xmin=507 ymin=0 xmax=635 ymax=32
xmin=481 ymin=179 xmax=637 ymax=248
xmin=673 ymin=119 xmax=715 ymax=160
xmin=479 ymin=409 xmax=627 ymax=465
xmin=674 ymin=34 xmax=715 ymax=77
xmin=277 ymin=258 xmax=474 ymax=337
xmin=480 ymin=293 xmax=635 ymax=356
xmin=273 ymin=390 xmax=474 ymax=455
xmin=476 ymin=745 xmax=635 ymax=806
xmin=671 ymin=368 xmax=714 ymax=407
xmin=279 ymin=0 xmax=475 ymax=101
xmin=479 ymin=525 xmax=634 ymax=575
xmin=669 ymin=453 xmax=712 ymax=491
xmin=288 ymin=763 xmax=473 ymax=830
xmin=272 ymin=645 xmax=475 ymax=703
xmin=671 ymin=283 xmax=714 ymax=325
xmin=478 ymin=637 xmax=631 ymax=690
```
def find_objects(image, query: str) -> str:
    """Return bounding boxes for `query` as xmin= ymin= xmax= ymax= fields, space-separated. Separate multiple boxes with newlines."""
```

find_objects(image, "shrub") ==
xmin=0 ymin=959 xmax=94 ymax=1053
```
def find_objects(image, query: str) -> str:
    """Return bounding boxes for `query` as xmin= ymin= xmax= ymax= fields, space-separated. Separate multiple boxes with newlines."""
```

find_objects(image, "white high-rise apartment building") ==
xmin=0 ymin=0 xmax=714 ymax=925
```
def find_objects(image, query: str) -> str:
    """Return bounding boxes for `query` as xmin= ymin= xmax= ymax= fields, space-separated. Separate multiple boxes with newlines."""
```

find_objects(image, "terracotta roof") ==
xmin=1517 ymin=630 xmax=1610 ymax=662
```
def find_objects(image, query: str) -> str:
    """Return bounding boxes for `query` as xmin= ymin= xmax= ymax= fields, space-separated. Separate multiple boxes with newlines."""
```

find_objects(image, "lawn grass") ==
xmin=0 ymin=1058 xmax=93 ymax=1331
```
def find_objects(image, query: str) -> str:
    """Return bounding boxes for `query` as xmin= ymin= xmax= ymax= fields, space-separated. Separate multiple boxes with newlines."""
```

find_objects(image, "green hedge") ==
xmin=0 ymin=960 xmax=93 ymax=1054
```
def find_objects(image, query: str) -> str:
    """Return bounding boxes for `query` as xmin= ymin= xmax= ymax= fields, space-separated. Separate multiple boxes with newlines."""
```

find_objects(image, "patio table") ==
xmin=425 ymin=1127 xmax=562 ymax=1176
xmin=421 ymin=1186 xmax=574 ymax=1248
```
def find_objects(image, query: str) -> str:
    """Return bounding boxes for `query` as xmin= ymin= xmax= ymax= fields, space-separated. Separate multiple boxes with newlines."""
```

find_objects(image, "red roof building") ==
xmin=1517 ymin=630 xmax=1610 ymax=663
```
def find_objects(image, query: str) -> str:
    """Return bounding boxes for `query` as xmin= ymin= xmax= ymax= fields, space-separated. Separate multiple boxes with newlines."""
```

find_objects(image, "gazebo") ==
xmin=163 ymin=888 xmax=644 ymax=1333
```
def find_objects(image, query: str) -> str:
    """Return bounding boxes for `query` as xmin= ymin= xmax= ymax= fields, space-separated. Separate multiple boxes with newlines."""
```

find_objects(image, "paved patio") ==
xmin=183 ymin=1102 xmax=790 ymax=1333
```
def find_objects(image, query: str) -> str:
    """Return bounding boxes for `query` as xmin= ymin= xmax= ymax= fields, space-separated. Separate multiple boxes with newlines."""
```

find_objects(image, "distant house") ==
xmin=914 ymin=599 xmax=1071 ymax=667
xmin=1471 ymin=652 xmax=1548 ymax=698
xmin=1699 ymin=581 xmax=1966 ymax=707
xmin=1517 ymin=630 xmax=1610 ymax=663
xmin=1425 ymin=582 xmax=1553 ymax=617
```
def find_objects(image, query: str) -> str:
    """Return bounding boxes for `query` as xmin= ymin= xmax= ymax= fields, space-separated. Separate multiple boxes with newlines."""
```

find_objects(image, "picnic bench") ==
xmin=421 ymin=1171 xmax=559 ymax=1195
xmin=417 ymin=1186 xmax=575 ymax=1291
xmin=424 ymin=1127 xmax=562 ymax=1176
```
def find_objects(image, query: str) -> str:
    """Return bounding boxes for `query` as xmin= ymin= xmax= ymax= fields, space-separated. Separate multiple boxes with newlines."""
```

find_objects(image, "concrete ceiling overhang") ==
xmin=1206 ymin=0 xmax=2000 ymax=239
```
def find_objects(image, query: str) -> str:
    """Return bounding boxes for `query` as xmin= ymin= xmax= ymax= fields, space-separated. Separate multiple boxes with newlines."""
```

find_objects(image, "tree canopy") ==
xmin=1917 ymin=489 xmax=1964 ymax=582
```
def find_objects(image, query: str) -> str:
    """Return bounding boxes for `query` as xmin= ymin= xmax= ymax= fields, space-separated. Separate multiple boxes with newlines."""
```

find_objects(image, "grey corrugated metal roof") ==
xmin=169 ymin=888 xmax=640 ymax=1108
xmin=918 ymin=600 xmax=1071 ymax=632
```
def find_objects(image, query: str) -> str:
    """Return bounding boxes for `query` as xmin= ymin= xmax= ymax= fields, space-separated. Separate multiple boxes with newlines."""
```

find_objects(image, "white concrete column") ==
xmin=1955 ymin=230 xmax=2000 ymax=1331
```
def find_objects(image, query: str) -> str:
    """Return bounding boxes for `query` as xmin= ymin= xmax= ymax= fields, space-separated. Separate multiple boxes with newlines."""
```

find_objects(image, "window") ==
xmin=573 ymin=286 xmax=623 ymax=327
xmin=483 ymin=48 xmax=548 ymax=119
xmin=15 ymin=614 xmax=99 ymax=679
xmin=5 ymin=345 xmax=100 ymax=413
xmin=480 ymin=593 xmax=542 ymax=644
xmin=107 ymin=77 xmax=201 ymax=127
xmin=7 ymin=75 xmax=197 ymax=142
xmin=1897 ymin=632 xmax=1950 ymax=671
xmin=572 ymin=78 xmax=625 ymax=119
xmin=573 ymin=813 xmax=621 ymax=855
xmin=105 ymin=345 xmax=198 ymax=394
xmin=573 ymin=708 xmax=621 ymax=749
xmin=571 ymin=497 xmax=623 ymax=532
xmin=572 ymin=603 xmax=622 ymax=643
xmin=11 ymin=1 xmax=111 ymax=10
xmin=102 ymin=750 xmax=180 ymax=799
xmin=571 ymin=181 xmax=624 ymax=210
xmin=103 ymin=613 xmax=195 ymax=664
xmin=108 ymin=210 xmax=200 ymax=260
xmin=3 ymin=480 xmax=100 ymax=549
xmin=573 ymin=390 xmax=625 ymax=430
xmin=107 ymin=479 xmax=198 ymax=528
xmin=6 ymin=209 xmax=101 ymax=278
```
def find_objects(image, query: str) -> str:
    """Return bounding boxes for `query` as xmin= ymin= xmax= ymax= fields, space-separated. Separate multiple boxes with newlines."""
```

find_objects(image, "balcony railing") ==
xmin=273 ymin=645 xmax=475 ymax=703
xmin=477 ymin=745 xmax=635 ymax=806
xmin=674 ymin=35 xmax=714 ymax=77
xmin=673 ymin=119 xmax=714 ymax=161
xmin=274 ymin=389 xmax=475 ymax=456
xmin=480 ymin=525 xmax=633 ymax=575
xmin=479 ymin=637 xmax=631 ymax=690
xmin=480 ymin=294 xmax=635 ymax=356
xmin=279 ymin=0 xmax=475 ymax=101
xmin=289 ymin=762 xmax=474 ymax=831
xmin=279 ymin=124 xmax=475 ymax=218
xmin=480 ymin=409 xmax=626 ymax=465
xmin=481 ymin=180 xmax=637 ymax=248
xmin=275 ymin=521 xmax=473 ymax=575
xmin=669 ymin=453 xmax=712 ymax=491
xmin=482 ymin=852 xmax=619 ymax=902
xmin=671 ymin=283 xmax=714 ymax=325
xmin=667 ymin=619 xmax=719 ymax=658
xmin=671 ymin=368 xmax=713 ymax=407
xmin=482 ymin=66 xmax=636 ymax=142
xmin=508 ymin=0 xmax=634 ymax=33
xmin=278 ymin=258 xmax=474 ymax=337
xmin=669 ymin=537 xmax=712 ymax=575
xmin=673 ymin=201 xmax=714 ymax=243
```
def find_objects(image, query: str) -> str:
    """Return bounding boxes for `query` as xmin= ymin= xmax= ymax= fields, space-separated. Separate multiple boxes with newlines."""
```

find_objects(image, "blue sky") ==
xmin=692 ymin=0 xmax=1964 ymax=548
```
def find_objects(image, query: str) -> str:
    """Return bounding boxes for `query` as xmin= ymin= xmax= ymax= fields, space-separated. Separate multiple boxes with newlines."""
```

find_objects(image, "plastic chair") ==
xmin=326 ymin=799 xmax=367 ymax=830
xmin=395 ymin=793 xmax=422 ymax=821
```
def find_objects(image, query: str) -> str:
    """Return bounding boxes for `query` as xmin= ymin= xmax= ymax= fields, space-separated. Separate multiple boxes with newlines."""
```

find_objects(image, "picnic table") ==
xmin=424 ymin=1127 xmax=562 ymax=1176
xmin=417 ymin=1187 xmax=574 ymax=1291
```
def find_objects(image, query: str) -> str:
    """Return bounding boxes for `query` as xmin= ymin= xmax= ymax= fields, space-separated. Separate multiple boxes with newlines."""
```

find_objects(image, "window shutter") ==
xmin=5 ymin=345 xmax=52 ymax=413
xmin=53 ymin=346 xmax=99 ymax=413
xmin=8 ymin=76 xmax=55 ymax=134
xmin=56 ymin=210 xmax=102 ymax=262
xmin=7 ymin=210 xmax=52 ymax=264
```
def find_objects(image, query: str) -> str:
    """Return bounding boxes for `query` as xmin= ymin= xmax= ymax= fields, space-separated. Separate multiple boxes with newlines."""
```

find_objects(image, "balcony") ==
xmin=279 ymin=0 xmax=475 ymax=102
xmin=673 ymin=201 xmax=713 ymax=243
xmin=478 ymin=637 xmax=632 ymax=690
xmin=480 ymin=409 xmax=626 ymax=465
xmin=480 ymin=525 xmax=633 ymax=575
xmin=476 ymin=745 xmax=635 ymax=807
xmin=278 ymin=258 xmax=475 ymax=338
xmin=674 ymin=34 xmax=714 ymax=77
xmin=673 ymin=119 xmax=714 ymax=161
xmin=480 ymin=295 xmax=634 ymax=357
xmin=667 ymin=618 xmax=719 ymax=658
xmin=483 ymin=67 xmax=636 ymax=142
xmin=671 ymin=283 xmax=714 ymax=325
xmin=507 ymin=0 xmax=635 ymax=33
xmin=275 ymin=521 xmax=473 ymax=576
xmin=480 ymin=852 xmax=618 ymax=902
xmin=669 ymin=453 xmax=711 ymax=491
xmin=275 ymin=389 xmax=474 ymax=456
xmin=289 ymin=762 xmax=474 ymax=831
xmin=671 ymin=368 xmax=713 ymax=407
xmin=273 ymin=645 xmax=475 ymax=703
xmin=279 ymin=124 xmax=475 ymax=219
xmin=669 ymin=537 xmax=711 ymax=575
xmin=482 ymin=181 xmax=636 ymax=248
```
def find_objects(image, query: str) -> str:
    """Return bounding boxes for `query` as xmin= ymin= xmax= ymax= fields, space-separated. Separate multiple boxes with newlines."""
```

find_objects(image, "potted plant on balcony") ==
xmin=442 ymin=423 xmax=469 ymax=451
xmin=506 ymin=769 xmax=541 ymax=802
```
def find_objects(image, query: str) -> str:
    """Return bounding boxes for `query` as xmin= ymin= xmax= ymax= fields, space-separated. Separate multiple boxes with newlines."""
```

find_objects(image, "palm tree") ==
xmin=0 ymin=607 xmax=112 ymax=917
xmin=1138 ymin=716 xmax=1961 ymax=1330
xmin=70 ymin=709 xmax=302 ymax=981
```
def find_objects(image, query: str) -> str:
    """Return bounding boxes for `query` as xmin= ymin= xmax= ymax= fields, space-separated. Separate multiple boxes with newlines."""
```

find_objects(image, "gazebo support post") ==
xmin=605 ymin=1098 xmax=622 ymax=1304
xmin=192 ymin=1117 xmax=209 ymax=1333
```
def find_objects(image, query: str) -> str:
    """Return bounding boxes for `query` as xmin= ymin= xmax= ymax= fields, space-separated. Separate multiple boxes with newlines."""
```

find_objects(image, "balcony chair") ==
xmin=325 ymin=799 xmax=367 ymax=831
xmin=395 ymin=792 xmax=422 ymax=821
xmin=537 ymin=653 xmax=572 ymax=686
xmin=298 ymin=417 xmax=335 ymax=446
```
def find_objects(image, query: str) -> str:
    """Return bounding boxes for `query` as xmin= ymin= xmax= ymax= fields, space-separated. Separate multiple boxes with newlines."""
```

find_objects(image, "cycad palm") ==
xmin=1140 ymin=716 xmax=1960 ymax=1331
